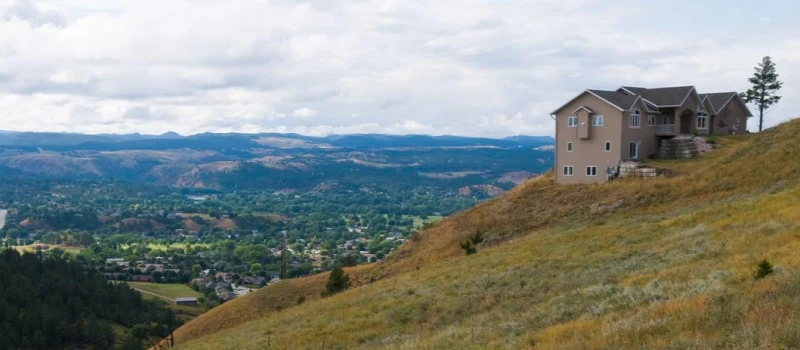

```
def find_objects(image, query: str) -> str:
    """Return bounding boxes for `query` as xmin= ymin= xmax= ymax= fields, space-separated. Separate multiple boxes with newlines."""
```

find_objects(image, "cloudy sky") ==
xmin=0 ymin=0 xmax=798 ymax=137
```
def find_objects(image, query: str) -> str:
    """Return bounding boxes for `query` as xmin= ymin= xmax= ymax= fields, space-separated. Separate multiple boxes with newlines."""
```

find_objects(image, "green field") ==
xmin=14 ymin=244 xmax=82 ymax=255
xmin=128 ymin=282 xmax=202 ymax=300
xmin=120 ymin=243 xmax=211 ymax=251
xmin=410 ymin=215 xmax=444 ymax=229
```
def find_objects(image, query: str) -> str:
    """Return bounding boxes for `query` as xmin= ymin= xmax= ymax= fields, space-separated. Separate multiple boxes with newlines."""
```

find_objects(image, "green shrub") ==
xmin=755 ymin=259 xmax=774 ymax=279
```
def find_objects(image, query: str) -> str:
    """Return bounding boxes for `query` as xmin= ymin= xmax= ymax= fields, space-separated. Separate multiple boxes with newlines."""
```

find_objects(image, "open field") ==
xmin=120 ymin=243 xmax=211 ymax=251
xmin=171 ymin=120 xmax=800 ymax=349
xmin=138 ymin=293 xmax=206 ymax=322
xmin=14 ymin=244 xmax=82 ymax=255
xmin=128 ymin=282 xmax=202 ymax=300
xmin=410 ymin=215 xmax=444 ymax=229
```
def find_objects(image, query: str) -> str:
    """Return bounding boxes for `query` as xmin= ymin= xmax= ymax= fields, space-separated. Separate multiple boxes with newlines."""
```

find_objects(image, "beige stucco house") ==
xmin=551 ymin=85 xmax=752 ymax=184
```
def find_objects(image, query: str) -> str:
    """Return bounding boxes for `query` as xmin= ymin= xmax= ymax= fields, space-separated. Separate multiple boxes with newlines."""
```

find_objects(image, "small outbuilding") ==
xmin=175 ymin=297 xmax=198 ymax=306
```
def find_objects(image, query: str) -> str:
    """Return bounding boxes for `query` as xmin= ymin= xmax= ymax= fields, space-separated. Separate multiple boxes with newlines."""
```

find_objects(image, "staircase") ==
xmin=658 ymin=135 xmax=698 ymax=159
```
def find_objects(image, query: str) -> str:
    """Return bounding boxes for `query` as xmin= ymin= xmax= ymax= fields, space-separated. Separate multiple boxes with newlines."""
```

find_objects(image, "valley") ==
xmin=167 ymin=120 xmax=800 ymax=349
xmin=0 ymin=130 xmax=555 ymax=339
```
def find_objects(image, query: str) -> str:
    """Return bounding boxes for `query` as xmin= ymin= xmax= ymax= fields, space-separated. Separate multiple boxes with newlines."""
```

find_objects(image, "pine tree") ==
xmin=325 ymin=267 xmax=350 ymax=296
xmin=741 ymin=56 xmax=783 ymax=132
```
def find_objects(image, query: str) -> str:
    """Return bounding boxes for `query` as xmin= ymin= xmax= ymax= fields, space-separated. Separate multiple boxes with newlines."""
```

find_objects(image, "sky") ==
xmin=0 ymin=0 xmax=798 ymax=137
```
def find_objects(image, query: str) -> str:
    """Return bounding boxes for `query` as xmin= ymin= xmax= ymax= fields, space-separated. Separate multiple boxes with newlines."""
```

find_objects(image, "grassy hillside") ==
xmin=174 ymin=119 xmax=800 ymax=349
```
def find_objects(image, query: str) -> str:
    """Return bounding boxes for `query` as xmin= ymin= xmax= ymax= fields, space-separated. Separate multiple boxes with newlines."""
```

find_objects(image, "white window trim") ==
xmin=592 ymin=115 xmax=604 ymax=126
xmin=696 ymin=112 xmax=709 ymax=129
xmin=604 ymin=141 xmax=611 ymax=152
xmin=566 ymin=142 xmax=573 ymax=152
xmin=567 ymin=116 xmax=578 ymax=127
xmin=562 ymin=166 xmax=574 ymax=176
xmin=586 ymin=166 xmax=598 ymax=177
xmin=629 ymin=110 xmax=641 ymax=129
xmin=647 ymin=114 xmax=656 ymax=126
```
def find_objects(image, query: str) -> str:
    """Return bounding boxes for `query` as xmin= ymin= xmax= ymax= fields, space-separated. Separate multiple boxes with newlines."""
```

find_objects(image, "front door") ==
xmin=629 ymin=142 xmax=638 ymax=160
xmin=679 ymin=110 xmax=692 ymax=134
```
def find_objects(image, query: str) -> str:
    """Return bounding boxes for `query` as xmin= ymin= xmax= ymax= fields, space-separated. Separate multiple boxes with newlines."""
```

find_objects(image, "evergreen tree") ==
xmin=741 ymin=56 xmax=783 ymax=132
xmin=325 ymin=266 xmax=350 ymax=296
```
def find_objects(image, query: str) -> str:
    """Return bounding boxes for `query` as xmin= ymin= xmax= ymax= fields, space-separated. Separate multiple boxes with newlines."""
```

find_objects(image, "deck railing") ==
xmin=656 ymin=124 xmax=676 ymax=135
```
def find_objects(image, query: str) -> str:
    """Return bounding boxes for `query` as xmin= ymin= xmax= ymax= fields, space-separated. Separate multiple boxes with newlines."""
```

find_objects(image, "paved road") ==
xmin=0 ymin=209 xmax=6 ymax=230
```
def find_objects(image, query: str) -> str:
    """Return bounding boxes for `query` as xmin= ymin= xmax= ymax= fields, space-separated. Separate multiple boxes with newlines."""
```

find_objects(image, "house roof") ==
xmin=553 ymin=85 xmax=749 ymax=116
xmin=551 ymin=89 xmax=628 ymax=115
xmin=621 ymin=86 xmax=696 ymax=107
xmin=586 ymin=89 xmax=639 ymax=110
xmin=572 ymin=105 xmax=594 ymax=114
xmin=700 ymin=92 xmax=737 ymax=114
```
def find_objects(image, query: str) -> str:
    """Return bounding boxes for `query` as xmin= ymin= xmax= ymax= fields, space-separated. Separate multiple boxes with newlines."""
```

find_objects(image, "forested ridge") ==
xmin=0 ymin=249 xmax=178 ymax=349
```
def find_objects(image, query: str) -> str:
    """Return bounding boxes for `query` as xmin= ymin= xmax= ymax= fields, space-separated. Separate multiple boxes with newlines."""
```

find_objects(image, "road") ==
xmin=132 ymin=288 xmax=175 ymax=303
xmin=0 ymin=209 xmax=6 ymax=230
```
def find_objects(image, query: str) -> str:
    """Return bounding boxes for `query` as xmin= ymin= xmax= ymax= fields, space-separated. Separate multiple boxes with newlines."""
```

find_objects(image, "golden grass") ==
xmin=173 ymin=119 xmax=800 ymax=349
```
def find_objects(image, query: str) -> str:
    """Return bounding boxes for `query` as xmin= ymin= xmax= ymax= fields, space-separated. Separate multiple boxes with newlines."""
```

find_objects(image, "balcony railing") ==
xmin=656 ymin=124 xmax=676 ymax=135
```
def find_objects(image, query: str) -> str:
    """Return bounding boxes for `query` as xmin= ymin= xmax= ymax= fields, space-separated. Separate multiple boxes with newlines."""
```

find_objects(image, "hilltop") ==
xmin=173 ymin=119 xmax=800 ymax=349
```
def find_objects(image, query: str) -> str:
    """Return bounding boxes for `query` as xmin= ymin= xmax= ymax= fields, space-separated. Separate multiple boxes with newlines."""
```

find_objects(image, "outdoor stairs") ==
xmin=658 ymin=135 xmax=698 ymax=159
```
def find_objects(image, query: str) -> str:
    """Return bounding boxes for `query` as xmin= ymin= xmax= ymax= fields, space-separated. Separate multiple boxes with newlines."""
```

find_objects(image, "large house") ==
xmin=551 ymin=85 xmax=752 ymax=184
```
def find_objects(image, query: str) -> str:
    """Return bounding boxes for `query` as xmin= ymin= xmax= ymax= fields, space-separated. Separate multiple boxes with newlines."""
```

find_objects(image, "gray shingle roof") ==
xmin=586 ymin=89 xmax=639 ymax=110
xmin=625 ymin=86 xmax=695 ymax=107
xmin=700 ymin=92 xmax=737 ymax=114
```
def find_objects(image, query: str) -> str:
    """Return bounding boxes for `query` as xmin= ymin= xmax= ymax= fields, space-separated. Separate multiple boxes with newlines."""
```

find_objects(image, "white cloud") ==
xmin=0 ymin=1 xmax=798 ymax=136
xmin=292 ymin=107 xmax=319 ymax=119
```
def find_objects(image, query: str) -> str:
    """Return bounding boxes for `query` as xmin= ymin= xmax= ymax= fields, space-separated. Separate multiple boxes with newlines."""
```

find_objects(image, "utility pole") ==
xmin=280 ymin=230 xmax=287 ymax=280
xmin=169 ymin=316 xmax=174 ymax=347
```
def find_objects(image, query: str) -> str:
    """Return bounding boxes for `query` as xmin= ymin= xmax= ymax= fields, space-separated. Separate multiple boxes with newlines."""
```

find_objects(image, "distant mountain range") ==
xmin=0 ymin=130 xmax=553 ymax=150
xmin=0 ymin=130 xmax=554 ymax=192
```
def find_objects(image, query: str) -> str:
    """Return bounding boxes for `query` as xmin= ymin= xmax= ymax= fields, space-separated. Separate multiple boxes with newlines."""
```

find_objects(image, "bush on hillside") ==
xmin=755 ymin=259 xmax=774 ymax=279
xmin=324 ymin=267 xmax=350 ymax=296
xmin=459 ymin=230 xmax=485 ymax=255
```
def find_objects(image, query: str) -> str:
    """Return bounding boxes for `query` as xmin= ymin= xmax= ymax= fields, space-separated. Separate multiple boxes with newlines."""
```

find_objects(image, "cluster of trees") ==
xmin=0 ymin=249 xmax=179 ymax=349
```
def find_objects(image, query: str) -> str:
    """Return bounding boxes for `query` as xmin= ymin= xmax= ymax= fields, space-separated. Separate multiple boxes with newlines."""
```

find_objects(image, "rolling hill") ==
xmin=169 ymin=118 xmax=800 ymax=349
xmin=0 ymin=131 xmax=554 ymax=192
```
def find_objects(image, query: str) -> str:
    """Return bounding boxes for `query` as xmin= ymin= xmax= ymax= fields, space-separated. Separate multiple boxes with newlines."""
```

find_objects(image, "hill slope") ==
xmin=174 ymin=119 xmax=800 ymax=349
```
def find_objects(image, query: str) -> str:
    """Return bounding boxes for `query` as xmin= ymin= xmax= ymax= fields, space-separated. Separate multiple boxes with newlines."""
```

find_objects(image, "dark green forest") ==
xmin=0 ymin=249 xmax=178 ymax=349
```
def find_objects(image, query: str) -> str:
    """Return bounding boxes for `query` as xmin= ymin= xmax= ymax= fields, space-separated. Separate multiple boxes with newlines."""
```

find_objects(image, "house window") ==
xmin=697 ymin=112 xmax=708 ymax=129
xmin=733 ymin=118 xmax=740 ymax=129
xmin=604 ymin=141 xmax=611 ymax=152
xmin=566 ymin=142 xmax=573 ymax=152
xmin=629 ymin=110 xmax=641 ymax=128
xmin=586 ymin=166 xmax=597 ymax=176
xmin=629 ymin=142 xmax=639 ymax=159
xmin=568 ymin=116 xmax=578 ymax=127
xmin=563 ymin=166 xmax=574 ymax=176
xmin=592 ymin=115 xmax=604 ymax=126
xmin=648 ymin=114 xmax=656 ymax=126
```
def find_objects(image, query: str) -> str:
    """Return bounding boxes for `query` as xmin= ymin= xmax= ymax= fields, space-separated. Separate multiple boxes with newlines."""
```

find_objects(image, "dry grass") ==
xmin=174 ymin=119 xmax=800 ymax=349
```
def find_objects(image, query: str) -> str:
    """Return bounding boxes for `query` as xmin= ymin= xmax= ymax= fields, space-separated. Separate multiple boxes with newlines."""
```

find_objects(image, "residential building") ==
xmin=551 ymin=85 xmax=752 ymax=184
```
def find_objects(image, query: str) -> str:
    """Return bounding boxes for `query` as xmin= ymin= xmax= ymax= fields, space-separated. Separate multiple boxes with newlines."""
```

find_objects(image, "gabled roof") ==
xmin=586 ymin=89 xmax=639 ymax=111
xmin=702 ymin=92 xmax=753 ymax=117
xmin=637 ymin=86 xmax=697 ymax=107
xmin=572 ymin=105 xmax=594 ymax=114
xmin=551 ymin=89 xmax=632 ymax=115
